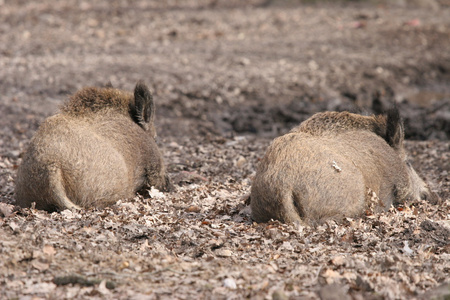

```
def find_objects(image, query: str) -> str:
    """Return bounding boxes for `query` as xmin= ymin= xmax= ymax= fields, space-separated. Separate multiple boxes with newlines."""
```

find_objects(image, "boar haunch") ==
xmin=15 ymin=81 xmax=170 ymax=211
xmin=250 ymin=109 xmax=435 ymax=224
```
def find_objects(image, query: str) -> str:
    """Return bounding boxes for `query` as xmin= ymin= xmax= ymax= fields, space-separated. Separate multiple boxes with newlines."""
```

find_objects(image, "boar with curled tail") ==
xmin=15 ymin=81 xmax=171 ymax=212
xmin=250 ymin=109 xmax=436 ymax=224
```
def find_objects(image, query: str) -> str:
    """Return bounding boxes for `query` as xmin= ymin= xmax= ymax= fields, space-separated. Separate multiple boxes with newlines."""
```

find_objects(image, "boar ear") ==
xmin=105 ymin=81 xmax=113 ymax=88
xmin=133 ymin=81 xmax=155 ymax=129
xmin=385 ymin=106 xmax=404 ymax=150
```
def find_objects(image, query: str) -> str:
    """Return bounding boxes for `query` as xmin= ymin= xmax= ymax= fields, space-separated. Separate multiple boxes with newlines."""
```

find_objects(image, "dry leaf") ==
xmin=32 ymin=259 xmax=49 ymax=271
xmin=215 ymin=249 xmax=233 ymax=257
xmin=331 ymin=256 xmax=345 ymax=266
xmin=43 ymin=245 xmax=56 ymax=257
xmin=322 ymin=269 xmax=341 ymax=284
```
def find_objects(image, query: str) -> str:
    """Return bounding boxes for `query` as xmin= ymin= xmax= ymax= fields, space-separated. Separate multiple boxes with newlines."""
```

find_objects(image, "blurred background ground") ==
xmin=0 ymin=0 xmax=449 ymax=299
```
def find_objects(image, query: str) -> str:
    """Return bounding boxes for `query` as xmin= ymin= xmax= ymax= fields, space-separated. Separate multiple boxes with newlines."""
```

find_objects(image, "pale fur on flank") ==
xmin=250 ymin=109 xmax=436 ymax=224
xmin=15 ymin=81 xmax=171 ymax=212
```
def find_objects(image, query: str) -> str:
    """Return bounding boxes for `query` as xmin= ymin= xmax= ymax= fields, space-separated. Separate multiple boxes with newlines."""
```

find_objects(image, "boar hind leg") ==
xmin=47 ymin=167 xmax=81 ymax=211
xmin=280 ymin=192 xmax=305 ymax=224
xmin=251 ymin=190 xmax=304 ymax=224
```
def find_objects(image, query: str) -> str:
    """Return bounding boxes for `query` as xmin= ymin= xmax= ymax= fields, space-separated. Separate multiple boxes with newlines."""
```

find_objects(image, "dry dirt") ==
xmin=0 ymin=1 xmax=449 ymax=299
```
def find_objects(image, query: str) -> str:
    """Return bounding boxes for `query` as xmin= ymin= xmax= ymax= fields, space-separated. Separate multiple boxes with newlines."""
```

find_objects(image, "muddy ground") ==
xmin=0 ymin=1 xmax=449 ymax=299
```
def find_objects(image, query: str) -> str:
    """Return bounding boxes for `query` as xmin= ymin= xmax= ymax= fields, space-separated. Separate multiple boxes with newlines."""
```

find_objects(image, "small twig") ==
xmin=430 ymin=233 xmax=447 ymax=244
xmin=53 ymin=274 xmax=116 ymax=289
xmin=314 ymin=264 xmax=324 ymax=282
xmin=93 ymin=266 xmax=204 ymax=280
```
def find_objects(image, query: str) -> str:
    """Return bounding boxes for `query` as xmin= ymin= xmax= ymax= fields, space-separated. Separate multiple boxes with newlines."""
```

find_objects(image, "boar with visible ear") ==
xmin=250 ymin=108 xmax=436 ymax=224
xmin=15 ymin=81 xmax=171 ymax=212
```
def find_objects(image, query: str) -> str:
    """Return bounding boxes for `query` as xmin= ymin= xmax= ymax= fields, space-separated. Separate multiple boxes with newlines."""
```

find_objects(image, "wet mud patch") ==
xmin=219 ymin=95 xmax=450 ymax=139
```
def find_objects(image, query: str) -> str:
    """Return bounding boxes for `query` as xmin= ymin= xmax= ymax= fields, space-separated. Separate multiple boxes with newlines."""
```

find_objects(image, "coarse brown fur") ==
xmin=250 ymin=109 xmax=436 ymax=224
xmin=15 ymin=82 xmax=171 ymax=212
xmin=293 ymin=111 xmax=387 ymax=138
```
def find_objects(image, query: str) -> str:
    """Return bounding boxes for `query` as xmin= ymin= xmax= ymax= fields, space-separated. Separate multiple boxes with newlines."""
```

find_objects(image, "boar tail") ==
xmin=48 ymin=167 xmax=82 ymax=211
xmin=281 ymin=192 xmax=305 ymax=224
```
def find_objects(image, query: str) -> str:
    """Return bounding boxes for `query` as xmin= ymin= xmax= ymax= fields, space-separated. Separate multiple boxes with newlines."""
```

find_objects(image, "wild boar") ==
xmin=15 ymin=81 xmax=171 ymax=212
xmin=250 ymin=108 xmax=435 ymax=224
